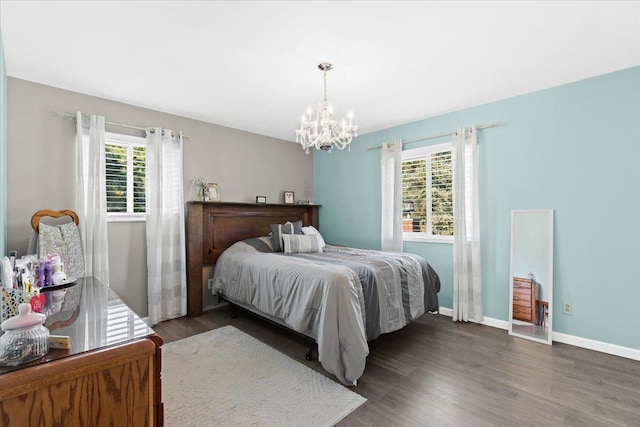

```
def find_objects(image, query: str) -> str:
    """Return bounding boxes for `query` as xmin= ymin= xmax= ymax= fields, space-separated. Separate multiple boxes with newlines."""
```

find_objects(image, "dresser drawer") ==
xmin=513 ymin=290 xmax=532 ymax=307
xmin=513 ymin=305 xmax=532 ymax=321
xmin=513 ymin=280 xmax=532 ymax=290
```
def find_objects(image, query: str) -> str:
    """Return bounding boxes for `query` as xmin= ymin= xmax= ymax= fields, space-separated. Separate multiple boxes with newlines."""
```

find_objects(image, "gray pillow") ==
xmin=270 ymin=220 xmax=303 ymax=252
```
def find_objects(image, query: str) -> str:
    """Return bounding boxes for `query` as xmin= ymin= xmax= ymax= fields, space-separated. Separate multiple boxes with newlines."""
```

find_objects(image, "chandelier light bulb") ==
xmin=295 ymin=62 xmax=358 ymax=153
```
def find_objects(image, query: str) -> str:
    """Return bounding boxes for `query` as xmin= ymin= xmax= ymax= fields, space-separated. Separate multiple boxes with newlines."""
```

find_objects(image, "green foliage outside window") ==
xmin=402 ymin=150 xmax=452 ymax=236
xmin=402 ymin=158 xmax=427 ymax=231
xmin=106 ymin=143 xmax=146 ymax=213
xmin=132 ymin=146 xmax=146 ymax=213
xmin=431 ymin=151 xmax=453 ymax=235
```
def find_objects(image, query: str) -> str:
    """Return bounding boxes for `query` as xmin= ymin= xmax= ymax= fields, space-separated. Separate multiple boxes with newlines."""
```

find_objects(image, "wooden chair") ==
xmin=28 ymin=210 xmax=80 ymax=256
xmin=29 ymin=209 xmax=83 ymax=331
xmin=31 ymin=209 xmax=79 ymax=232
xmin=537 ymin=300 xmax=549 ymax=327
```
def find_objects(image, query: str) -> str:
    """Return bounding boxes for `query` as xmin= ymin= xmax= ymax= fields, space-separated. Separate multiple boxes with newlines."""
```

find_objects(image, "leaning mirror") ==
xmin=509 ymin=209 xmax=554 ymax=345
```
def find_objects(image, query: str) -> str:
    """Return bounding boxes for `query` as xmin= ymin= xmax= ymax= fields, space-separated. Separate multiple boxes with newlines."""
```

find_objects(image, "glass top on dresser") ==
xmin=0 ymin=277 xmax=155 ymax=374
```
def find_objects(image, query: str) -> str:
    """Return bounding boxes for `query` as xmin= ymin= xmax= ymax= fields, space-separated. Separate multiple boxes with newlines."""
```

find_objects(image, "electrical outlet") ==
xmin=563 ymin=303 xmax=572 ymax=315
xmin=207 ymin=278 xmax=214 ymax=290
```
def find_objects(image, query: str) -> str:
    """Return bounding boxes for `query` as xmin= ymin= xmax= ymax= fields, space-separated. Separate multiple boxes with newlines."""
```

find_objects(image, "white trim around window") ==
xmin=402 ymin=142 xmax=454 ymax=244
xmin=403 ymin=233 xmax=453 ymax=244
xmin=105 ymin=131 xmax=147 ymax=223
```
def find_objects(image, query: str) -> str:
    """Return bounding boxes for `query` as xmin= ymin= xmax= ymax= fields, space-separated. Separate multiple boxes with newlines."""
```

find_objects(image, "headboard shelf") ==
xmin=186 ymin=201 xmax=320 ymax=317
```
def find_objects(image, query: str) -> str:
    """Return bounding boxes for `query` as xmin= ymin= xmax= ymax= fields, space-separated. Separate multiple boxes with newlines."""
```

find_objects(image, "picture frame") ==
xmin=256 ymin=196 xmax=267 ymax=204
xmin=206 ymin=183 xmax=221 ymax=202
xmin=284 ymin=191 xmax=295 ymax=204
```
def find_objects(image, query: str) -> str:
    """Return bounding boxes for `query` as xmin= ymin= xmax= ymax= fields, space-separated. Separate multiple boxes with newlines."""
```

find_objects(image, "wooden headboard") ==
xmin=186 ymin=201 xmax=320 ymax=317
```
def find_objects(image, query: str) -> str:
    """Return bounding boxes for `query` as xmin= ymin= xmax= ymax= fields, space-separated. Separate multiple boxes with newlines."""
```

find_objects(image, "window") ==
xmin=105 ymin=132 xmax=146 ymax=222
xmin=402 ymin=142 xmax=453 ymax=243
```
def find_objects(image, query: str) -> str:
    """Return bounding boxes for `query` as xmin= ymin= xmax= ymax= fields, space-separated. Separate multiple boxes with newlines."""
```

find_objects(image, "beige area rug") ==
xmin=162 ymin=325 xmax=366 ymax=426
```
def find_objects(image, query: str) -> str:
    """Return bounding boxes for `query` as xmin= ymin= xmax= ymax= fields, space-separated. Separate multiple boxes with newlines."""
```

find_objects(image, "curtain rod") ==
xmin=58 ymin=111 xmax=190 ymax=139
xmin=366 ymin=122 xmax=503 ymax=151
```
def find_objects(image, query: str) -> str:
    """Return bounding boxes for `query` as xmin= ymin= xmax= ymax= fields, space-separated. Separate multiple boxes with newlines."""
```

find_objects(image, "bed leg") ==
xmin=305 ymin=341 xmax=314 ymax=361
xmin=230 ymin=305 xmax=238 ymax=319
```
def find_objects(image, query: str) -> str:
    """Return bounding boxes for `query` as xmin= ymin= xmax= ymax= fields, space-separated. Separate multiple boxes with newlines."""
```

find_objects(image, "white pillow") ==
xmin=301 ymin=225 xmax=319 ymax=235
xmin=282 ymin=234 xmax=323 ymax=254
xmin=301 ymin=226 xmax=326 ymax=249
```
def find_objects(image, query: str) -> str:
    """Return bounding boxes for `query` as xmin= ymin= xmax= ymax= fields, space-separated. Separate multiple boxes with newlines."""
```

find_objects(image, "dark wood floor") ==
xmin=153 ymin=305 xmax=640 ymax=427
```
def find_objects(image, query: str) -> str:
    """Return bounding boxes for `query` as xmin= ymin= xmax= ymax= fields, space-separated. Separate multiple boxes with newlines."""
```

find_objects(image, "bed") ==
xmin=185 ymin=202 xmax=440 ymax=386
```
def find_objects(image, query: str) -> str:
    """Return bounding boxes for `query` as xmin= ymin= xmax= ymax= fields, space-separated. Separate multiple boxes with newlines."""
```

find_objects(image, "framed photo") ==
xmin=256 ymin=196 xmax=267 ymax=204
xmin=284 ymin=191 xmax=295 ymax=204
xmin=206 ymin=183 xmax=221 ymax=202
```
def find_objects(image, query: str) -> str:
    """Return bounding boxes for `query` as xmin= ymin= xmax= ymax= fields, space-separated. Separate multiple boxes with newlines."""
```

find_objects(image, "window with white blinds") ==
xmin=401 ymin=142 xmax=453 ymax=243
xmin=105 ymin=132 xmax=146 ymax=221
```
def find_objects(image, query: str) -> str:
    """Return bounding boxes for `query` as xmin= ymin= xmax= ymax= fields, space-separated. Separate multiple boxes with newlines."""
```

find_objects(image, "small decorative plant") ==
xmin=192 ymin=177 xmax=209 ymax=200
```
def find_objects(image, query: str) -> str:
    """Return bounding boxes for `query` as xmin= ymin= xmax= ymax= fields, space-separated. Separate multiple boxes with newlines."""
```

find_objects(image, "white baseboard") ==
xmin=551 ymin=331 xmax=640 ymax=361
xmin=437 ymin=307 xmax=509 ymax=330
xmin=439 ymin=307 xmax=640 ymax=362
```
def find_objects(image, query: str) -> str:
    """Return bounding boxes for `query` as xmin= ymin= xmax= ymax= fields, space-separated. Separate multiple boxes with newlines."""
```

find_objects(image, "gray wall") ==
xmin=6 ymin=77 xmax=313 ymax=316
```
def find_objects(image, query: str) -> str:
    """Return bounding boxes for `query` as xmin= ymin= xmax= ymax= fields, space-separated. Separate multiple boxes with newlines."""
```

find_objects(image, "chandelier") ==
xmin=295 ymin=62 xmax=358 ymax=153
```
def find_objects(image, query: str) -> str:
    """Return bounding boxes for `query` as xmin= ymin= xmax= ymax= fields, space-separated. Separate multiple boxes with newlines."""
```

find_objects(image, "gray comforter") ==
xmin=212 ymin=238 xmax=440 ymax=386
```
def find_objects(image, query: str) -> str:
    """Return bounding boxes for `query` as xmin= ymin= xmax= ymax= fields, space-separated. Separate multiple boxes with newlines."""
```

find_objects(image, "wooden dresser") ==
xmin=0 ymin=277 xmax=163 ymax=426
xmin=512 ymin=276 xmax=539 ymax=324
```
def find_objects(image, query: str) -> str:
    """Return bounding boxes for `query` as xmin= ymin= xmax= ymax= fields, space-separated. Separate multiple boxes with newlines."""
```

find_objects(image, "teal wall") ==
xmin=0 ymin=27 xmax=7 ymax=256
xmin=314 ymin=66 xmax=640 ymax=350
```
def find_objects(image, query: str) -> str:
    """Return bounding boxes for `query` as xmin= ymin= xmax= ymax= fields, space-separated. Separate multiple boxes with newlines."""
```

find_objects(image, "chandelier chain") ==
xmin=323 ymin=70 xmax=328 ymax=102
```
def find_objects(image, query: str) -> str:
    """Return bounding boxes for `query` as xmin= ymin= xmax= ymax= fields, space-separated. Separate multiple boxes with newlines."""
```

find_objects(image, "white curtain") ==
xmin=75 ymin=112 xmax=110 ymax=286
xmin=146 ymin=127 xmax=187 ymax=325
xmin=381 ymin=140 xmax=403 ymax=252
xmin=452 ymin=126 xmax=483 ymax=322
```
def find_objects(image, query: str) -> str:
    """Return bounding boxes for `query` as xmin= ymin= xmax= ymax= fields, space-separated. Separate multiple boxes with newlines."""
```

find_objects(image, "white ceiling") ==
xmin=1 ymin=1 xmax=639 ymax=142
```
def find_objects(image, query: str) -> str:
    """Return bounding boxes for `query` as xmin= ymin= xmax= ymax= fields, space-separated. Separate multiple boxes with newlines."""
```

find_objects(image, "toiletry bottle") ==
xmin=44 ymin=262 xmax=52 ymax=287
xmin=37 ymin=263 xmax=44 ymax=288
